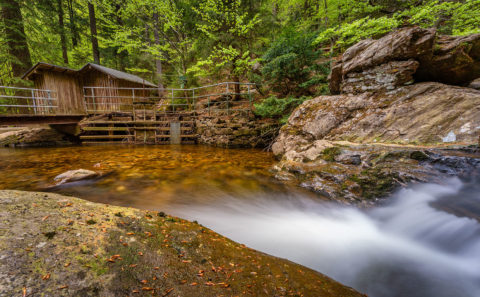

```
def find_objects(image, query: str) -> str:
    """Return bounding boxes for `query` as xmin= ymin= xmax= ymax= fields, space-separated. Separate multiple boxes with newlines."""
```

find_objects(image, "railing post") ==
xmin=31 ymin=89 xmax=37 ymax=115
xmin=248 ymin=84 xmax=252 ymax=115
xmin=227 ymin=94 xmax=229 ymax=116
xmin=92 ymin=88 xmax=96 ymax=113
xmin=132 ymin=89 xmax=135 ymax=113
xmin=47 ymin=90 xmax=52 ymax=114
xmin=171 ymin=89 xmax=174 ymax=112
xmin=192 ymin=89 xmax=195 ymax=112
xmin=208 ymin=96 xmax=210 ymax=116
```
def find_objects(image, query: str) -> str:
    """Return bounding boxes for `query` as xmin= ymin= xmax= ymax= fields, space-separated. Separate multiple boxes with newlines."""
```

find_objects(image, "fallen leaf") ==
xmin=181 ymin=260 xmax=191 ymax=263
xmin=57 ymin=285 xmax=68 ymax=290
xmin=126 ymin=232 xmax=134 ymax=236
xmin=140 ymin=280 xmax=148 ymax=284
xmin=42 ymin=273 xmax=50 ymax=280
xmin=162 ymin=288 xmax=173 ymax=296
xmin=153 ymin=266 xmax=159 ymax=270
xmin=190 ymin=282 xmax=198 ymax=286
xmin=42 ymin=215 xmax=49 ymax=221
xmin=142 ymin=287 xmax=154 ymax=291
xmin=129 ymin=264 xmax=137 ymax=268
xmin=132 ymin=289 xmax=139 ymax=293
xmin=64 ymin=263 xmax=70 ymax=267
xmin=138 ymin=252 xmax=143 ymax=256
xmin=205 ymin=281 xmax=215 ymax=286
xmin=22 ymin=287 xmax=26 ymax=297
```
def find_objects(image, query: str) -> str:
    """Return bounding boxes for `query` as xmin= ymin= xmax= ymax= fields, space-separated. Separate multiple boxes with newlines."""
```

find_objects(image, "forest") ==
xmin=1 ymin=0 xmax=479 ymax=102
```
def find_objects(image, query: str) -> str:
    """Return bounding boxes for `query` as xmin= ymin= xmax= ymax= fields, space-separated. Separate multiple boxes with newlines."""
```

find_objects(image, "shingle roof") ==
xmin=21 ymin=62 xmax=77 ymax=79
xmin=79 ymin=63 xmax=157 ymax=88
xmin=22 ymin=62 xmax=157 ymax=88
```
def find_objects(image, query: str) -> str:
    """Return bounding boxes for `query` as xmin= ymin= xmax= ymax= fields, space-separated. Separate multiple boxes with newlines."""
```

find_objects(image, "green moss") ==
xmin=410 ymin=150 xmax=429 ymax=161
xmin=86 ymin=219 xmax=97 ymax=225
xmin=43 ymin=231 xmax=56 ymax=239
xmin=321 ymin=147 xmax=341 ymax=162
xmin=348 ymin=168 xmax=397 ymax=200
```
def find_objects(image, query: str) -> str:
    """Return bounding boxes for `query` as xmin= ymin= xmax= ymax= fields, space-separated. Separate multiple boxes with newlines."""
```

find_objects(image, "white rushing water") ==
xmin=170 ymin=178 xmax=480 ymax=297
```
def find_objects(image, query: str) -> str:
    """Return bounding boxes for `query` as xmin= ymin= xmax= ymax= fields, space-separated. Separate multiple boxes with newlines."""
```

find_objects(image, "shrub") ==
xmin=254 ymin=95 xmax=309 ymax=123
xmin=261 ymin=28 xmax=328 ymax=96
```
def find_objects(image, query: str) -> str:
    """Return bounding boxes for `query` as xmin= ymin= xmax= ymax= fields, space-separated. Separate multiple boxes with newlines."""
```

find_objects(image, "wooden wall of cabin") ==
xmin=34 ymin=72 xmax=85 ymax=114
xmin=82 ymin=69 xmax=155 ymax=113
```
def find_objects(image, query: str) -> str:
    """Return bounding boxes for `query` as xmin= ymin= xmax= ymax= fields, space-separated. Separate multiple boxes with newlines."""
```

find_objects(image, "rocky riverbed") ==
xmin=0 ymin=190 xmax=365 ymax=297
xmin=271 ymin=26 xmax=480 ymax=205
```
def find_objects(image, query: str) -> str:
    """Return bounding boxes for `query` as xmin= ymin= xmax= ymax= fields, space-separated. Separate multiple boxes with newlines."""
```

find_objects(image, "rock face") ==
xmin=0 ymin=190 xmax=366 ymax=297
xmin=273 ymin=82 xmax=480 ymax=149
xmin=54 ymin=169 xmax=99 ymax=185
xmin=0 ymin=127 xmax=73 ymax=147
xmin=330 ymin=27 xmax=480 ymax=93
xmin=274 ymin=27 xmax=480 ymax=204
xmin=196 ymin=113 xmax=278 ymax=148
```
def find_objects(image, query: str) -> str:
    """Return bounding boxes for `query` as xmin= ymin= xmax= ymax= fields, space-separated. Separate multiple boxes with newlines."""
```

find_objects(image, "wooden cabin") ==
xmin=22 ymin=62 xmax=157 ymax=114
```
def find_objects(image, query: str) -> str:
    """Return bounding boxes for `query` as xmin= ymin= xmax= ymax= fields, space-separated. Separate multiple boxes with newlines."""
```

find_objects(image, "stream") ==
xmin=0 ymin=145 xmax=479 ymax=297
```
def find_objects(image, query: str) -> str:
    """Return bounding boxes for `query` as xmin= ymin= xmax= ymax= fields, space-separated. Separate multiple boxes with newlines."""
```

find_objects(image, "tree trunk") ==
xmin=67 ymin=0 xmax=79 ymax=47
xmin=0 ymin=0 xmax=32 ymax=78
xmin=114 ymin=4 xmax=127 ymax=70
xmin=152 ymin=12 xmax=164 ymax=91
xmin=57 ymin=0 xmax=68 ymax=64
xmin=88 ymin=2 xmax=100 ymax=64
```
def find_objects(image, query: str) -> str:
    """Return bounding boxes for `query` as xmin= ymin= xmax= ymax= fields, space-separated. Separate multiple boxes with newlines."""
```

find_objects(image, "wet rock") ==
xmin=468 ymin=78 xmax=480 ymax=90
xmin=0 ymin=128 xmax=72 ymax=147
xmin=54 ymin=169 xmax=99 ymax=185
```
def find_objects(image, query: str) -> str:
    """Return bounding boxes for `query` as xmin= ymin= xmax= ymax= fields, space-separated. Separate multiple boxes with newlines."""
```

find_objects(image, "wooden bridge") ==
xmin=0 ymin=82 xmax=255 ymax=144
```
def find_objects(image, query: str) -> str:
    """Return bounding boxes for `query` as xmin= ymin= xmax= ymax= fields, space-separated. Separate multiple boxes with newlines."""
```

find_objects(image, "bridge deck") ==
xmin=0 ymin=114 xmax=85 ymax=125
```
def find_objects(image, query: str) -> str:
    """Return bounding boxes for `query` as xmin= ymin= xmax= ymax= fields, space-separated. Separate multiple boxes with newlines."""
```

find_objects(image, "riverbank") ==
xmin=0 ymin=190 xmax=365 ymax=297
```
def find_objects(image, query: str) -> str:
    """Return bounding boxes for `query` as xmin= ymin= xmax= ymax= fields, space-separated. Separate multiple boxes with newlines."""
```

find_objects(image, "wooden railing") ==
xmin=83 ymin=82 xmax=256 ymax=115
xmin=0 ymin=86 xmax=57 ymax=115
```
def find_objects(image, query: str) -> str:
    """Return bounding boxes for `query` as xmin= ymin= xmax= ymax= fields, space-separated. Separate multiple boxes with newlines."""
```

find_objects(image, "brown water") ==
xmin=0 ymin=145 xmax=297 ymax=209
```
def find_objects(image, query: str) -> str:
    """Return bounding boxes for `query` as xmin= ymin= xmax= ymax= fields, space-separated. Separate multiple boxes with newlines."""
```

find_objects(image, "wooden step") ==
xmin=82 ymin=127 xmax=131 ymax=131
xmin=134 ymin=127 xmax=193 ymax=131
xmin=80 ymin=135 xmax=134 ymax=139
xmin=82 ymin=120 xmax=194 ymax=125
xmin=154 ymin=135 xmax=197 ymax=138
xmin=82 ymin=141 xmax=130 ymax=145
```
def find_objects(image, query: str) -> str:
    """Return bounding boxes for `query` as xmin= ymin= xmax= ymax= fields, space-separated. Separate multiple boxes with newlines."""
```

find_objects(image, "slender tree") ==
xmin=152 ymin=12 xmax=164 ymax=90
xmin=0 ymin=0 xmax=32 ymax=78
xmin=88 ymin=1 xmax=100 ymax=64
xmin=57 ymin=0 xmax=68 ymax=64
xmin=66 ymin=0 xmax=79 ymax=47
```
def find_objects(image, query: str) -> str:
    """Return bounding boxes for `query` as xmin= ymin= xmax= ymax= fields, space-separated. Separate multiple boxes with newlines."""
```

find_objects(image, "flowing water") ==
xmin=1 ymin=145 xmax=479 ymax=297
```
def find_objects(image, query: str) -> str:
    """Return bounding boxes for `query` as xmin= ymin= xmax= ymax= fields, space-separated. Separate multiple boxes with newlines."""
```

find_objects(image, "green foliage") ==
xmin=254 ymin=95 xmax=309 ymax=123
xmin=315 ymin=16 xmax=400 ymax=50
xmin=262 ymin=28 xmax=328 ymax=96
xmin=187 ymin=0 xmax=260 ymax=81
xmin=315 ymin=0 xmax=480 ymax=51
xmin=0 ymin=0 xmax=477 ymax=94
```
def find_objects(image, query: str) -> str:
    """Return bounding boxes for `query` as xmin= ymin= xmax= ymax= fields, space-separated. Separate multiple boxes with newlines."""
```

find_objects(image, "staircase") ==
xmin=79 ymin=109 xmax=196 ymax=145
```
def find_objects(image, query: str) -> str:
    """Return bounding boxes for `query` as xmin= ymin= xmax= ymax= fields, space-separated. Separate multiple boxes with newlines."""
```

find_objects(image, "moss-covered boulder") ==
xmin=0 ymin=190 xmax=365 ymax=297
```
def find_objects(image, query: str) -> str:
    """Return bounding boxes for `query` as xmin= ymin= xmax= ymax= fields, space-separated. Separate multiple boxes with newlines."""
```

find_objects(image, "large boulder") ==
xmin=330 ymin=27 xmax=480 ymax=94
xmin=274 ymin=82 xmax=480 ymax=156
xmin=340 ymin=60 xmax=418 ymax=94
